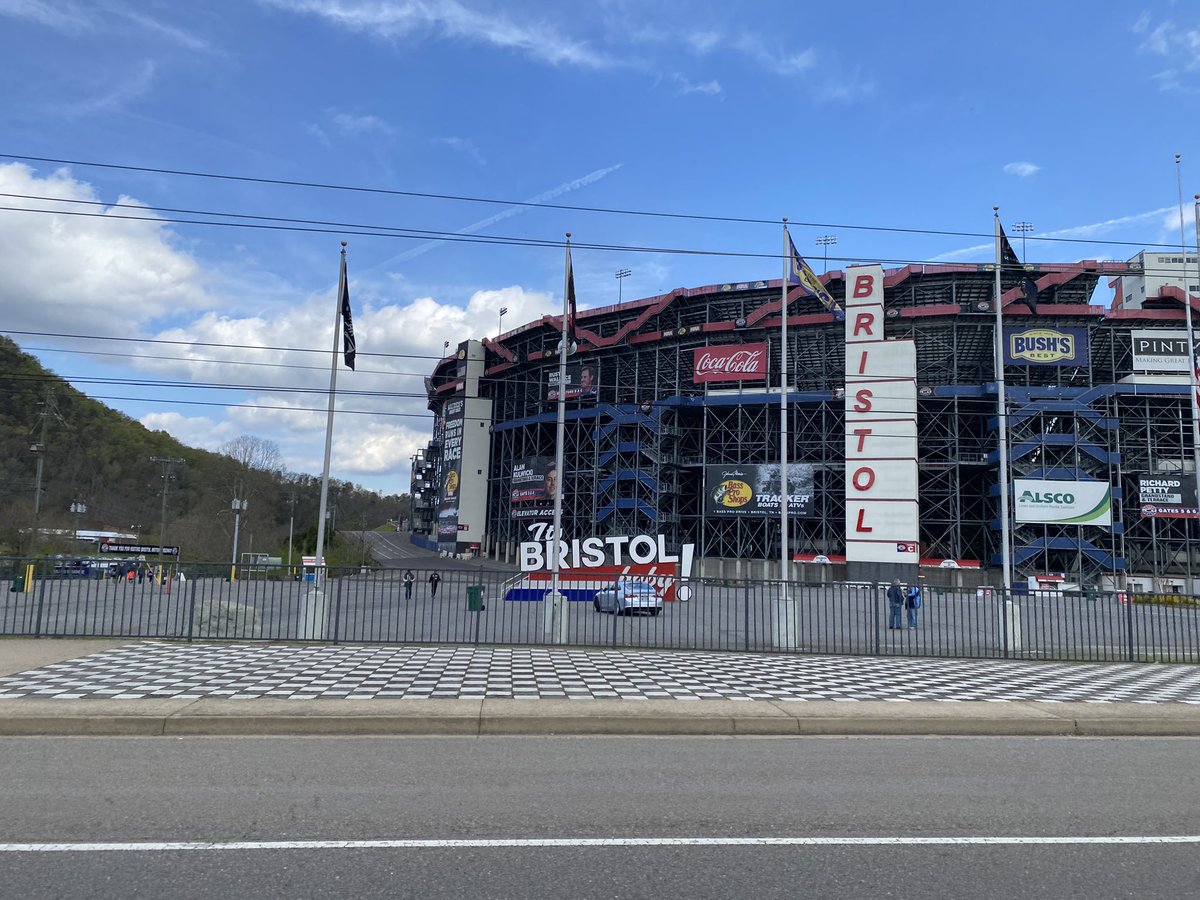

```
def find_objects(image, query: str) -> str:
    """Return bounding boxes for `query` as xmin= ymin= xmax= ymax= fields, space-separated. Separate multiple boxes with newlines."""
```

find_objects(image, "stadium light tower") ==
xmin=816 ymin=235 xmax=837 ymax=273
xmin=616 ymin=268 xmax=632 ymax=303
xmin=498 ymin=305 xmax=508 ymax=337
xmin=1013 ymin=222 xmax=1033 ymax=261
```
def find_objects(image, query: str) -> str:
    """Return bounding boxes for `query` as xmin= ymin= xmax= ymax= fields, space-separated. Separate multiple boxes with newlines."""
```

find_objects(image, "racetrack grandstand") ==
xmin=412 ymin=249 xmax=1200 ymax=593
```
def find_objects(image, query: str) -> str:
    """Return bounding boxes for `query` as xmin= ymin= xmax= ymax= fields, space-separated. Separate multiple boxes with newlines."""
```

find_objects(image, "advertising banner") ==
xmin=1131 ymin=330 xmax=1190 ymax=373
xmin=509 ymin=456 xmax=556 ymax=520
xmin=436 ymin=397 xmax=465 ymax=543
xmin=1003 ymin=327 xmax=1089 ymax=367
xmin=692 ymin=343 xmax=768 ymax=383
xmin=1014 ymin=478 xmax=1112 ymax=526
xmin=1138 ymin=475 xmax=1200 ymax=518
xmin=547 ymin=362 xmax=598 ymax=401
xmin=706 ymin=463 xmax=814 ymax=517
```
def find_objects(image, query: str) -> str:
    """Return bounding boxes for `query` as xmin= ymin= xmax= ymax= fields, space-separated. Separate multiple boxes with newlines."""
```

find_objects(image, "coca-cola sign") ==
xmin=692 ymin=343 xmax=768 ymax=383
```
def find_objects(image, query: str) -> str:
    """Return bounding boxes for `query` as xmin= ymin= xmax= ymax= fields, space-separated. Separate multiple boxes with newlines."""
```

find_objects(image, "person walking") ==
xmin=887 ymin=578 xmax=904 ymax=630
xmin=428 ymin=571 xmax=441 ymax=598
xmin=403 ymin=568 xmax=415 ymax=600
xmin=905 ymin=583 xmax=922 ymax=630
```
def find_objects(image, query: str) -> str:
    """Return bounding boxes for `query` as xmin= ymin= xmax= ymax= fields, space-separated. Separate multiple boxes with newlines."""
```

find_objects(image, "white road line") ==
xmin=1 ymin=836 xmax=1198 ymax=853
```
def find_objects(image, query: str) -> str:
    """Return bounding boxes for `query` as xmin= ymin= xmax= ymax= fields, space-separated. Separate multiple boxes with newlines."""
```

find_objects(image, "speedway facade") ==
xmin=412 ymin=252 xmax=1200 ymax=591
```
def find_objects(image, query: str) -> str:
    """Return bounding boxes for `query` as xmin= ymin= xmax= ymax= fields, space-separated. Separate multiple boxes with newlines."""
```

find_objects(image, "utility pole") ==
xmin=28 ymin=386 xmax=64 ymax=557
xmin=151 ymin=456 xmax=185 ymax=581
xmin=360 ymin=513 xmax=367 ymax=568
xmin=231 ymin=496 xmax=248 ymax=580
xmin=287 ymin=491 xmax=297 ymax=572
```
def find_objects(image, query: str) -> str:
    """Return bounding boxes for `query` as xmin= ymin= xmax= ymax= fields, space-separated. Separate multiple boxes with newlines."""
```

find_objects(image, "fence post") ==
xmin=743 ymin=580 xmax=751 ymax=653
xmin=186 ymin=572 xmax=197 ymax=642
xmin=1000 ymin=590 xmax=1010 ymax=659
xmin=1124 ymin=589 xmax=1135 ymax=662
xmin=331 ymin=574 xmax=344 ymax=644
xmin=873 ymin=584 xmax=881 ymax=656
xmin=33 ymin=564 xmax=47 ymax=637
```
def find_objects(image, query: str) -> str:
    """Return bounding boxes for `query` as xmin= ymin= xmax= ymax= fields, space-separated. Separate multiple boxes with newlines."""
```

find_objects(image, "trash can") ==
xmin=1084 ymin=585 xmax=1099 ymax=602
xmin=467 ymin=585 xmax=486 ymax=611
xmin=9 ymin=572 xmax=21 ymax=593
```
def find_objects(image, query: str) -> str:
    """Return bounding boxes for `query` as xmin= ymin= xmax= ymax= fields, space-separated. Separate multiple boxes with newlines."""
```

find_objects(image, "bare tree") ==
xmin=220 ymin=435 xmax=284 ymax=473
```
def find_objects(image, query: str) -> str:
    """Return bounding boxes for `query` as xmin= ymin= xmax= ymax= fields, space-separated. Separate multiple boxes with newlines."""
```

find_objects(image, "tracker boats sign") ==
xmin=692 ymin=343 xmax=767 ymax=383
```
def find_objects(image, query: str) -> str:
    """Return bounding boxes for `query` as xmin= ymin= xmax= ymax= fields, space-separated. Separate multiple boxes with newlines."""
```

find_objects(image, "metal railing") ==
xmin=2 ymin=558 xmax=1198 ymax=663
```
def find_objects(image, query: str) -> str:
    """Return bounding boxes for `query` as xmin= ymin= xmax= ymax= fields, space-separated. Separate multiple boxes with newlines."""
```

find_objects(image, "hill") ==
xmin=0 ymin=336 xmax=406 ymax=563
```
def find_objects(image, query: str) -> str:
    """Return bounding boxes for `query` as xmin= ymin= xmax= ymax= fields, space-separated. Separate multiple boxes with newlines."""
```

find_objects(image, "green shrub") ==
xmin=1131 ymin=593 xmax=1200 ymax=609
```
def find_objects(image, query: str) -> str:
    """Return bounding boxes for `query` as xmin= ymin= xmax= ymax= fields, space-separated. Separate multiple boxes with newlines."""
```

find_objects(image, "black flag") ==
xmin=339 ymin=251 xmax=356 ymax=370
xmin=999 ymin=223 xmax=1037 ymax=312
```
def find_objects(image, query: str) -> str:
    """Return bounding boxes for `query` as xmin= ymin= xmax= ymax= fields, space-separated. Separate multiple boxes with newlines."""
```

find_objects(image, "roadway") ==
xmin=0 ymin=735 xmax=1196 ymax=898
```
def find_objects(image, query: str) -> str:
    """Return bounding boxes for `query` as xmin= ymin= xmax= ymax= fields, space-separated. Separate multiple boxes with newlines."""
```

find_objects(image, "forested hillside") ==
xmin=0 ymin=337 xmax=407 ymax=562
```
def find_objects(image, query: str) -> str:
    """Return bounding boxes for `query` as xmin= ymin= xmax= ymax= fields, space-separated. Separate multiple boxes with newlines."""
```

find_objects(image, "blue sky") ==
xmin=1 ymin=0 xmax=1199 ymax=496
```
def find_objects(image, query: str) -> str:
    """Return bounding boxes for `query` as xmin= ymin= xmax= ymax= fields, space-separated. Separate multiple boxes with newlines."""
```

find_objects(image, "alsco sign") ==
xmin=1013 ymin=478 xmax=1112 ymax=526
xmin=693 ymin=343 xmax=768 ymax=383
xmin=1003 ymin=327 xmax=1088 ymax=366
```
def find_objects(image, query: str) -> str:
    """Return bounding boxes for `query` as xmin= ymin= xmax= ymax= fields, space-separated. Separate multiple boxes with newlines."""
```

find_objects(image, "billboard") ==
xmin=1138 ymin=476 xmax=1200 ymax=519
xmin=436 ymin=397 xmax=465 ymax=543
xmin=1131 ymin=330 xmax=1190 ymax=373
xmin=706 ymin=463 xmax=814 ymax=517
xmin=509 ymin=456 xmax=557 ymax=520
xmin=1003 ymin=327 xmax=1089 ymax=366
xmin=1014 ymin=478 xmax=1112 ymax=526
xmin=547 ymin=362 xmax=598 ymax=401
xmin=692 ymin=343 xmax=768 ymax=383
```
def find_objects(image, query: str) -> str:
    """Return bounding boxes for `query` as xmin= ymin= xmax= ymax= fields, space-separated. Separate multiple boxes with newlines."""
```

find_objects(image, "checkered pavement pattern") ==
xmin=1 ymin=642 xmax=1199 ymax=703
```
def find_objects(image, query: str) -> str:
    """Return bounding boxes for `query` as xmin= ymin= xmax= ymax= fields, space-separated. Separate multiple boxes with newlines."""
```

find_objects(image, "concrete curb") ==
xmin=2 ymin=698 xmax=1199 ymax=737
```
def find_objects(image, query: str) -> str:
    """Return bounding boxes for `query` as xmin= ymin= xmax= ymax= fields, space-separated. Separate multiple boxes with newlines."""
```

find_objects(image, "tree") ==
xmin=219 ymin=435 xmax=284 ymax=473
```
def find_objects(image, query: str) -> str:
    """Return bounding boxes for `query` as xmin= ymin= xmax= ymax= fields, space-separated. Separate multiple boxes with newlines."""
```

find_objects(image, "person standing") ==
xmin=428 ymin=571 xmax=441 ymax=598
xmin=905 ymin=583 xmax=922 ymax=630
xmin=403 ymin=569 xmax=415 ymax=600
xmin=887 ymin=578 xmax=904 ymax=630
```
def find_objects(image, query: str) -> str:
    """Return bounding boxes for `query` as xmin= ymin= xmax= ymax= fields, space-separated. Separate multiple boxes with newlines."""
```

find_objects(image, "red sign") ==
xmin=693 ymin=343 xmax=768 ymax=383
xmin=526 ymin=564 xmax=686 ymax=601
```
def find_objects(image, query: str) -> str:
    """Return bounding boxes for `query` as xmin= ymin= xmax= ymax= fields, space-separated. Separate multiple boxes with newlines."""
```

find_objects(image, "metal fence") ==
xmin=3 ymin=558 xmax=1199 ymax=663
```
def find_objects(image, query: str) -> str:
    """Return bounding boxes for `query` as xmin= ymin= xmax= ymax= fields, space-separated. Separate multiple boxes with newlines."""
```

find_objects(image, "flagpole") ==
xmin=1175 ymin=158 xmax=1200 ymax=512
xmin=314 ymin=244 xmax=345 ymax=586
xmin=993 ymin=211 xmax=1013 ymax=595
xmin=548 ymin=233 xmax=571 ymax=643
xmin=780 ymin=219 xmax=790 ymax=593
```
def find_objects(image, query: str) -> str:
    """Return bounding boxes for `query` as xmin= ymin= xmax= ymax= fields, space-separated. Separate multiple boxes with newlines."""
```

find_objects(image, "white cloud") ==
xmin=1003 ymin=162 xmax=1041 ymax=178
xmin=0 ymin=163 xmax=212 ymax=334
xmin=331 ymin=112 xmax=396 ymax=135
xmin=1133 ymin=14 xmax=1200 ymax=91
xmin=0 ymin=1 xmax=210 ymax=49
xmin=263 ymin=0 xmax=615 ymax=69
xmin=670 ymin=74 xmax=723 ymax=97
xmin=433 ymin=136 xmax=487 ymax=165
xmin=932 ymin=207 xmax=1176 ymax=261
xmin=60 ymin=59 xmax=157 ymax=117
xmin=140 ymin=411 xmax=236 ymax=450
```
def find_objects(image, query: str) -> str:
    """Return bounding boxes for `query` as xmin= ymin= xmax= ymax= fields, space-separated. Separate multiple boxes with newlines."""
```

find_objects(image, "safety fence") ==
xmin=2 ymin=559 xmax=1198 ymax=663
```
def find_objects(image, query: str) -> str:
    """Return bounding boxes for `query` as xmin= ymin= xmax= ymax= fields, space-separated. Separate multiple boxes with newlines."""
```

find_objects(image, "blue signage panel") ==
xmin=1003 ymin=326 xmax=1090 ymax=367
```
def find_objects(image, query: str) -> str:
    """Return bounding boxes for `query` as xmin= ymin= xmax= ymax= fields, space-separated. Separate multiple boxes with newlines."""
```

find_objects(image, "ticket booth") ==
xmin=301 ymin=555 xmax=325 ymax=582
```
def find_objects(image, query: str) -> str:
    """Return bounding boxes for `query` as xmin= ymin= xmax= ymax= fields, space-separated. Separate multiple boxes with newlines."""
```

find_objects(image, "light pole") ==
xmin=443 ymin=340 xmax=450 ymax=356
xmin=231 ymin=498 xmax=248 ymax=580
xmin=816 ymin=235 xmax=837 ymax=273
xmin=616 ymin=269 xmax=631 ymax=304
xmin=498 ymin=305 xmax=508 ymax=337
xmin=287 ymin=492 xmax=296 ymax=572
xmin=1013 ymin=222 xmax=1033 ymax=261
xmin=69 ymin=501 xmax=86 ymax=541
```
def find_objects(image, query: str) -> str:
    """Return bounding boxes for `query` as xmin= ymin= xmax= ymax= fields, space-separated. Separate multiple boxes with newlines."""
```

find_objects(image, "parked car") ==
xmin=592 ymin=580 xmax=662 ymax=616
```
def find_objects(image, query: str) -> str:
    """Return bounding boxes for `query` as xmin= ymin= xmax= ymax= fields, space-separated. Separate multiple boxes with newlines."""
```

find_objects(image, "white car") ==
xmin=592 ymin=580 xmax=662 ymax=616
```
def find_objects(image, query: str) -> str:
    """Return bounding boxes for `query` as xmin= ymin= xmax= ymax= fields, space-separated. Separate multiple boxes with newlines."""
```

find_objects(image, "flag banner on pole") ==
xmin=998 ymin=223 xmax=1037 ymax=311
xmin=340 ymin=253 xmax=356 ymax=370
xmin=566 ymin=246 xmax=577 ymax=344
xmin=786 ymin=232 xmax=844 ymax=320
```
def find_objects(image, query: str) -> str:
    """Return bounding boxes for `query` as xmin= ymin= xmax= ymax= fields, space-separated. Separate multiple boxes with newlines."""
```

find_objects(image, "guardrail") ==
xmin=2 ymin=558 xmax=1197 ymax=663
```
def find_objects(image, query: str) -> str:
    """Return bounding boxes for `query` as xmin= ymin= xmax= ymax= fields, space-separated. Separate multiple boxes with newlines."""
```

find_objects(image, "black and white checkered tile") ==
xmin=1 ymin=642 xmax=1199 ymax=703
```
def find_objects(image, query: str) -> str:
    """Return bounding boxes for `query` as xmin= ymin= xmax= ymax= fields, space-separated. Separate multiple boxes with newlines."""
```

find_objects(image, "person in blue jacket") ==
xmin=905 ymin=583 xmax=922 ymax=630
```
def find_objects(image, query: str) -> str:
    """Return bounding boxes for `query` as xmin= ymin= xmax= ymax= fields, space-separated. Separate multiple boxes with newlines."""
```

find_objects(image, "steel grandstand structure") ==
xmin=412 ymin=252 xmax=1200 ymax=591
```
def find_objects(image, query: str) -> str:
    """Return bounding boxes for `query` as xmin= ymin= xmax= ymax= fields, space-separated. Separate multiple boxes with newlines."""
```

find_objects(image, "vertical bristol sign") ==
xmin=843 ymin=265 xmax=920 ymax=564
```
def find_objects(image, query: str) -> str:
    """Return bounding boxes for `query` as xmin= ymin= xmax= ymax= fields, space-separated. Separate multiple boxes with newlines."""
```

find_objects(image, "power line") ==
xmin=0 ymin=152 xmax=1192 ymax=253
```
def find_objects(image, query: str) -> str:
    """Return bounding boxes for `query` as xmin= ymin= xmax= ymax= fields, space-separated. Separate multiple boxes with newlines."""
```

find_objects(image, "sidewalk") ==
xmin=1 ymin=637 xmax=1198 ymax=737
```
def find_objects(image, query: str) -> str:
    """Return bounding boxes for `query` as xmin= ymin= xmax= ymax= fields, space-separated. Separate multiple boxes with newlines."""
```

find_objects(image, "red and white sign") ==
xmin=526 ymin=564 xmax=687 ymax=601
xmin=692 ymin=343 xmax=768 ymax=383
xmin=844 ymin=265 xmax=920 ymax=564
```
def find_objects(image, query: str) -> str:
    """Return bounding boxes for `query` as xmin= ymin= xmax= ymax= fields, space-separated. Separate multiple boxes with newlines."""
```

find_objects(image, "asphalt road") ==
xmin=1 ymin=736 xmax=1197 ymax=898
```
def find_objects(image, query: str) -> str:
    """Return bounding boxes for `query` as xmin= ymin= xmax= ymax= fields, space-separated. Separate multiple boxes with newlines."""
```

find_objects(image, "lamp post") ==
xmin=150 ymin=456 xmax=184 ymax=583
xmin=287 ymin=492 xmax=296 ymax=572
xmin=231 ymin=498 xmax=248 ymax=580
xmin=616 ymin=268 xmax=631 ymax=304
xmin=816 ymin=235 xmax=837 ymax=273
xmin=443 ymin=340 xmax=450 ymax=356
xmin=1013 ymin=222 xmax=1033 ymax=262
xmin=69 ymin=501 xmax=86 ymax=541
xmin=498 ymin=305 xmax=508 ymax=337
